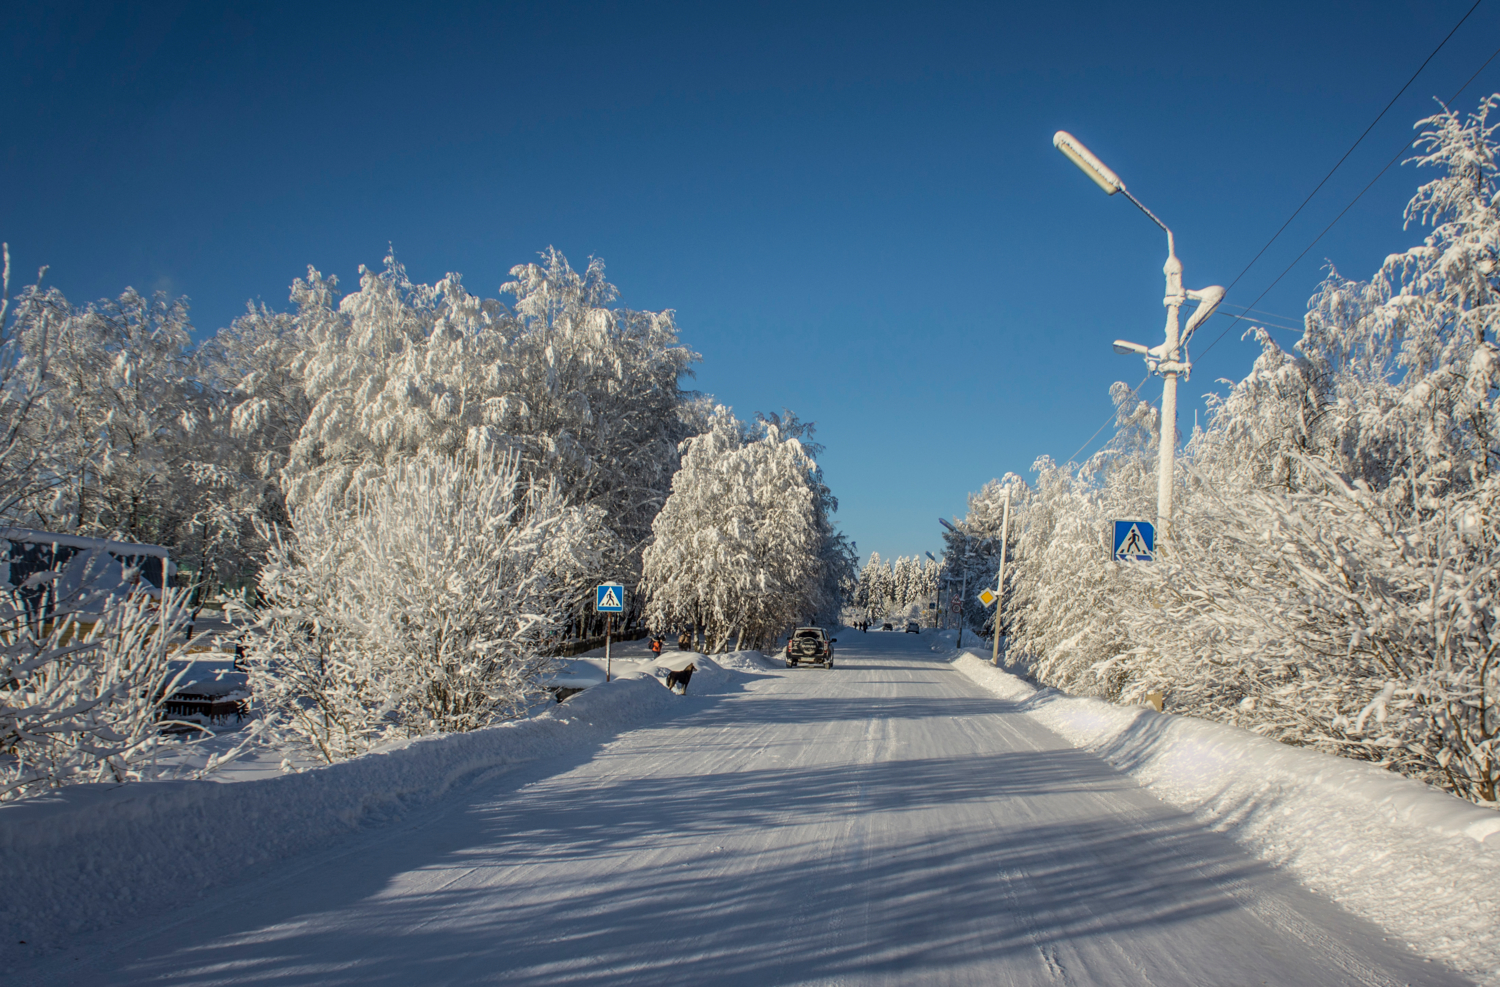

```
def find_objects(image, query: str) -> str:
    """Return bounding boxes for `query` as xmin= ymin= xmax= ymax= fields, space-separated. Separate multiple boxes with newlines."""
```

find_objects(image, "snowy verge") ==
xmin=0 ymin=667 xmax=707 ymax=955
xmin=951 ymin=650 xmax=1500 ymax=983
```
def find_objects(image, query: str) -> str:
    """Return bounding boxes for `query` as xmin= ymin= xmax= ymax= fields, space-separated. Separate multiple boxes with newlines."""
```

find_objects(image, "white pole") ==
xmin=991 ymin=485 xmax=1011 ymax=666
xmin=1158 ymin=242 xmax=1184 ymax=540
xmin=605 ymin=613 xmax=612 ymax=683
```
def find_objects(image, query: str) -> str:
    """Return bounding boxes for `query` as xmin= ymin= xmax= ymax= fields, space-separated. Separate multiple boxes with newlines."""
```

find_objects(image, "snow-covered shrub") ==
xmin=239 ymin=452 xmax=602 ymax=763
xmin=0 ymin=587 xmax=198 ymax=801
xmin=1116 ymin=454 xmax=1500 ymax=802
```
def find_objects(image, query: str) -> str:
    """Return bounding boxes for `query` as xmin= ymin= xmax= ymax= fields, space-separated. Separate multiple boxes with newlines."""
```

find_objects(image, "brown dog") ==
xmin=664 ymin=663 xmax=697 ymax=695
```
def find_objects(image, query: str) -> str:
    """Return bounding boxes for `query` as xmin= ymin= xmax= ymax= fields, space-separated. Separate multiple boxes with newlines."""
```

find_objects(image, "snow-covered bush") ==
xmin=1115 ymin=454 xmax=1500 ymax=802
xmin=0 ymin=587 xmax=198 ymax=801
xmin=238 ymin=452 xmax=602 ymax=763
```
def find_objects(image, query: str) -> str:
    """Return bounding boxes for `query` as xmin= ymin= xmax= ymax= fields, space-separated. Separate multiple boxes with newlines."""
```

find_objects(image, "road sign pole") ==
xmin=595 ymin=581 xmax=625 ymax=682
xmin=991 ymin=484 xmax=1011 ymax=667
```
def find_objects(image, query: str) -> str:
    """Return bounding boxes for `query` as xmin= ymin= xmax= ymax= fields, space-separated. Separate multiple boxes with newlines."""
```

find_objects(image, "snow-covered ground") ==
xmin=0 ymin=651 xmax=771 ymax=971
xmin=2 ymin=630 xmax=1477 ymax=986
xmin=946 ymin=636 xmax=1500 ymax=983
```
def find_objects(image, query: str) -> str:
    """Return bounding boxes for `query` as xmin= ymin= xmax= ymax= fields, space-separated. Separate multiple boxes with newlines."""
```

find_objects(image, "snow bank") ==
xmin=703 ymin=649 xmax=784 ymax=673
xmin=0 ymin=670 xmax=685 ymax=953
xmin=952 ymin=651 xmax=1500 ymax=983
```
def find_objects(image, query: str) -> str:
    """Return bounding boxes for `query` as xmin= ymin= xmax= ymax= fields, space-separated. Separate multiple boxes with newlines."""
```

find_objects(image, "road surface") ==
xmin=17 ymin=631 xmax=1469 ymax=986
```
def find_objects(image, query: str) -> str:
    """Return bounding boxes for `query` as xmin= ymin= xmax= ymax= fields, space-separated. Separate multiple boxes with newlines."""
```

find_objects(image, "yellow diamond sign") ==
xmin=978 ymin=588 xmax=997 ymax=607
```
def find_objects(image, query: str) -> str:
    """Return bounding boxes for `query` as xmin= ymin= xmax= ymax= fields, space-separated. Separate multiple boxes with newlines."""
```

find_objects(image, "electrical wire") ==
xmin=1065 ymin=374 xmax=1150 ymax=465
xmin=1217 ymin=302 xmax=1302 ymax=324
xmin=1196 ymin=37 xmax=1500 ymax=362
xmin=1060 ymin=17 xmax=1498 ymax=464
xmin=1212 ymin=0 xmax=1483 ymax=303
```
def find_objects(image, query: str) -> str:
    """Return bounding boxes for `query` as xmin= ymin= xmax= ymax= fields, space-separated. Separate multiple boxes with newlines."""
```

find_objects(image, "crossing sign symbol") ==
xmin=1112 ymin=520 xmax=1155 ymax=562
xmin=596 ymin=582 xmax=625 ymax=612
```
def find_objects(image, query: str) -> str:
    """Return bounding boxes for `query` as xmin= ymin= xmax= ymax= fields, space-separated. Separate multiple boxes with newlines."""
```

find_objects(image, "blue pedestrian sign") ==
xmin=596 ymin=582 xmax=625 ymax=612
xmin=1112 ymin=520 xmax=1155 ymax=562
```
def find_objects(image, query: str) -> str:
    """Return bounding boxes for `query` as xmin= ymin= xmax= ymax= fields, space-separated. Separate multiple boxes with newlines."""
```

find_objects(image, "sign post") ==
xmin=596 ymin=582 xmax=625 ymax=681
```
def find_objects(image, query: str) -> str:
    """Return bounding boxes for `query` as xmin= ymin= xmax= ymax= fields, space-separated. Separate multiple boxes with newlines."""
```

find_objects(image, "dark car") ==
xmin=905 ymin=621 xmax=920 ymax=633
xmin=786 ymin=627 xmax=836 ymax=667
xmin=881 ymin=622 xmax=893 ymax=631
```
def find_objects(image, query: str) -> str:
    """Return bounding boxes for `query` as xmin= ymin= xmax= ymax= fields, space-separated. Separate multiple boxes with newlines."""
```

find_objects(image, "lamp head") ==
xmin=1054 ymin=131 xmax=1124 ymax=196
xmin=938 ymin=517 xmax=957 ymax=533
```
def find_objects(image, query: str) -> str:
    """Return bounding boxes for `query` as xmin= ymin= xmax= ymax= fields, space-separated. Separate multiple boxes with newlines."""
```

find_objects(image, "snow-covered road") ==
xmin=16 ymin=632 xmax=1470 ymax=986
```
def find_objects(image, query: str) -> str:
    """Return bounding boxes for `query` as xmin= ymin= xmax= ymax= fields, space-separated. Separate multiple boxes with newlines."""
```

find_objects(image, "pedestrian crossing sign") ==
xmin=596 ymin=582 xmax=625 ymax=612
xmin=978 ymin=588 xmax=997 ymax=607
xmin=1112 ymin=520 xmax=1155 ymax=562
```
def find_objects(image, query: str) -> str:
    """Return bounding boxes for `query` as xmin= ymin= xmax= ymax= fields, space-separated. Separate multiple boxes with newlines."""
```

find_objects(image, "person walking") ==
xmin=650 ymin=635 xmax=663 ymax=658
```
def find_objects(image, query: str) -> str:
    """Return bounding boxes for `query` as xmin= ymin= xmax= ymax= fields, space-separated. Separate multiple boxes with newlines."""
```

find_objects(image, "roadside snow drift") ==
xmin=0 ymin=662 xmax=737 ymax=952
xmin=952 ymin=651 xmax=1500 ymax=982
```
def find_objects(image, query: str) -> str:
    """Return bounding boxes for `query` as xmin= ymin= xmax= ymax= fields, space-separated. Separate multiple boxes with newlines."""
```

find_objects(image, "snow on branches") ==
xmin=854 ymin=551 xmax=941 ymax=624
xmin=0 ymin=225 xmax=849 ymax=786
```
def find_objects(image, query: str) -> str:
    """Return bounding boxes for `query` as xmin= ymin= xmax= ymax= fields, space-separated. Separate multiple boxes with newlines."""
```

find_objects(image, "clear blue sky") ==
xmin=5 ymin=0 xmax=1500 ymax=562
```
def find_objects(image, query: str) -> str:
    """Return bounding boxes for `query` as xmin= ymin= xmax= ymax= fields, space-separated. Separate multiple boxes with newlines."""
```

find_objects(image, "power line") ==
xmin=1197 ymin=37 xmax=1500 ymax=362
xmin=1058 ymin=6 xmax=1494 ymax=466
xmin=1065 ymin=374 xmax=1149 ymax=465
xmin=1212 ymin=0 xmax=1483 ymax=303
xmin=1217 ymin=302 xmax=1302 ymax=324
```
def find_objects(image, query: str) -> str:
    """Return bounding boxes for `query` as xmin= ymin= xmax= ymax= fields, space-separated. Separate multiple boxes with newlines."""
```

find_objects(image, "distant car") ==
xmin=905 ymin=621 xmax=920 ymax=633
xmin=881 ymin=622 xmax=893 ymax=631
xmin=786 ymin=626 xmax=836 ymax=667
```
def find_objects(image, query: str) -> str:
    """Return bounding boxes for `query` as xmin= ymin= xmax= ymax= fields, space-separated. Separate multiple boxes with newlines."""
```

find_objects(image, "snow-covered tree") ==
xmin=641 ymin=407 xmax=824 ymax=650
xmin=246 ymin=249 xmax=700 ymax=602
xmin=754 ymin=410 xmax=857 ymax=624
xmin=857 ymin=552 xmax=882 ymax=620
xmin=0 ymin=249 xmax=78 ymax=525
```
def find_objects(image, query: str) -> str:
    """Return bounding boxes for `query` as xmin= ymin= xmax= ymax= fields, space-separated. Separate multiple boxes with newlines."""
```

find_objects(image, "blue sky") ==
xmin=5 ymin=0 xmax=1500 ymax=562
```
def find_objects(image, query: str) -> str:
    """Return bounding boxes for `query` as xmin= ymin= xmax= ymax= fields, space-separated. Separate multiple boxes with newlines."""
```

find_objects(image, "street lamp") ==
xmin=1053 ymin=131 xmax=1225 ymax=537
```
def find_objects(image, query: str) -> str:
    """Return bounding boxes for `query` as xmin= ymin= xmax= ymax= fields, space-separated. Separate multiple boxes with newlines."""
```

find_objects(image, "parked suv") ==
xmin=785 ymin=627 xmax=836 ymax=668
xmin=905 ymin=621 xmax=920 ymax=633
